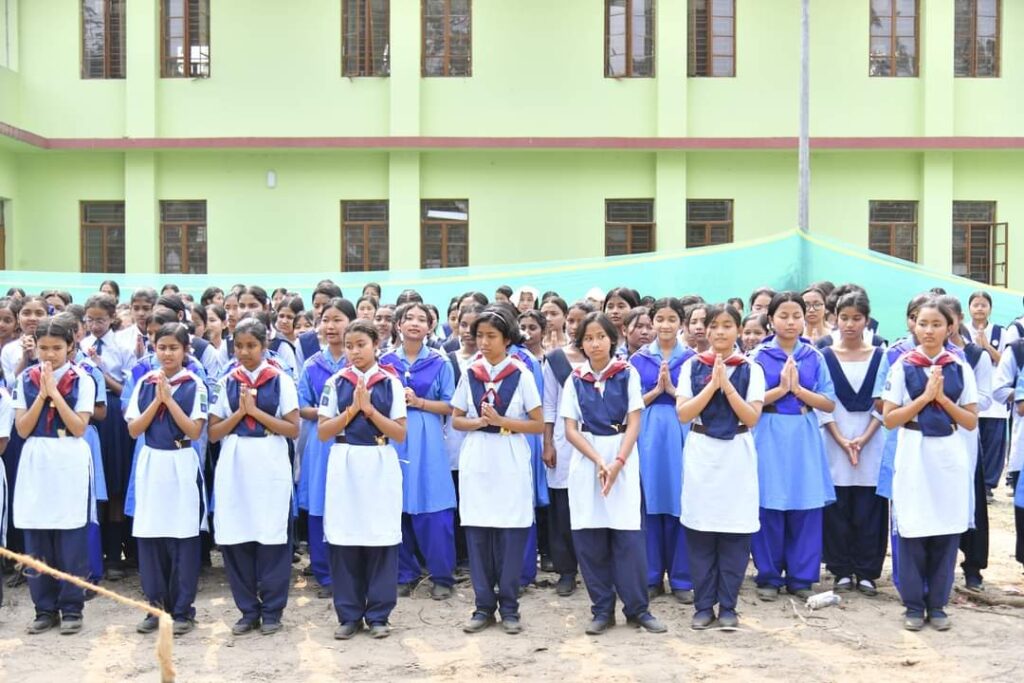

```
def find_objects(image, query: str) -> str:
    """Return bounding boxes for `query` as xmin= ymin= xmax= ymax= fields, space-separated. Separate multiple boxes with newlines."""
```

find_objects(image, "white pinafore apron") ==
xmin=323 ymin=441 xmax=403 ymax=546
xmin=214 ymin=434 xmax=293 ymax=545
xmin=132 ymin=442 xmax=207 ymax=539
xmin=568 ymin=432 xmax=641 ymax=530
xmin=14 ymin=436 xmax=93 ymax=530
xmin=891 ymin=429 xmax=971 ymax=538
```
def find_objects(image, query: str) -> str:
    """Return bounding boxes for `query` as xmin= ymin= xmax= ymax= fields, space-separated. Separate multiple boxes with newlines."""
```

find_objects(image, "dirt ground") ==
xmin=0 ymin=497 xmax=1022 ymax=683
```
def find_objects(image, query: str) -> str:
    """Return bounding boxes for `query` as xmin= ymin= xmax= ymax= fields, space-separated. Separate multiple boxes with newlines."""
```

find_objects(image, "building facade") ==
xmin=0 ymin=0 xmax=1021 ymax=287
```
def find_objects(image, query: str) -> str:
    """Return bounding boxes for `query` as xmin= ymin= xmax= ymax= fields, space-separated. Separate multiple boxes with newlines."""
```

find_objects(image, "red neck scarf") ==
xmin=903 ymin=349 xmax=957 ymax=368
xmin=28 ymin=366 xmax=79 ymax=434
xmin=468 ymin=359 xmax=520 ymax=406
xmin=146 ymin=372 xmax=194 ymax=417
xmin=575 ymin=360 xmax=629 ymax=383
xmin=339 ymin=364 xmax=394 ymax=390
xmin=231 ymin=365 xmax=279 ymax=430
xmin=696 ymin=352 xmax=747 ymax=367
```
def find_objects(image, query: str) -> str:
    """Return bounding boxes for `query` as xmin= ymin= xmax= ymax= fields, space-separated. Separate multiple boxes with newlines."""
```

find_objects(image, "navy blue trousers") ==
xmin=1015 ymin=504 xmax=1024 ymax=566
xmin=137 ymin=536 xmax=201 ymax=621
xmin=751 ymin=507 xmax=823 ymax=590
xmin=896 ymin=534 xmax=959 ymax=617
xmin=960 ymin=451 xmax=990 ymax=578
xmin=221 ymin=542 xmax=292 ymax=625
xmin=398 ymin=509 xmax=456 ymax=588
xmin=546 ymin=488 xmax=577 ymax=576
xmin=521 ymin=521 xmax=538 ymax=586
xmin=573 ymin=527 xmax=649 ymax=619
xmin=329 ymin=544 xmax=399 ymax=625
xmin=978 ymin=417 xmax=1007 ymax=490
xmin=684 ymin=527 xmax=751 ymax=612
xmin=307 ymin=514 xmax=331 ymax=587
xmin=87 ymin=521 xmax=103 ymax=582
xmin=645 ymin=513 xmax=692 ymax=590
xmin=451 ymin=471 xmax=467 ymax=565
xmin=822 ymin=487 xmax=888 ymax=581
xmin=24 ymin=525 xmax=90 ymax=618
xmin=465 ymin=526 xmax=529 ymax=620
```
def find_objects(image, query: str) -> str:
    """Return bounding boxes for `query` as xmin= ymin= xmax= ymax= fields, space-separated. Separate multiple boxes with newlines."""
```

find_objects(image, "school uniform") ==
xmin=1011 ymin=373 xmax=1024 ymax=566
xmin=561 ymin=360 xmax=648 ymax=621
xmin=751 ymin=337 xmax=837 ymax=593
xmin=12 ymin=362 xmax=96 ymax=622
xmin=882 ymin=349 xmax=977 ymax=619
xmin=212 ymin=362 xmax=299 ymax=627
xmin=379 ymin=346 xmax=458 ymax=591
xmin=974 ymin=325 xmax=1007 ymax=491
xmin=296 ymin=349 xmax=347 ymax=589
xmin=957 ymin=343 xmax=992 ymax=585
xmin=629 ymin=340 xmax=695 ymax=593
xmin=75 ymin=352 xmax=109 ymax=584
xmin=1 ymin=340 xmax=30 ymax=556
xmin=993 ymin=340 xmax=1024 ymax=489
xmin=452 ymin=354 xmax=541 ymax=622
xmin=81 ymin=331 xmax=134 ymax=570
xmin=818 ymin=347 xmax=888 ymax=582
xmin=541 ymin=347 xmax=583 ymax=580
xmin=1 ymin=339 xmax=31 ymax=388
xmin=678 ymin=352 xmax=765 ymax=615
xmin=319 ymin=364 xmax=406 ymax=627
xmin=125 ymin=368 xmax=208 ymax=624
xmin=443 ymin=348 xmax=474 ymax=566
xmin=0 ymin=387 xmax=14 ymax=606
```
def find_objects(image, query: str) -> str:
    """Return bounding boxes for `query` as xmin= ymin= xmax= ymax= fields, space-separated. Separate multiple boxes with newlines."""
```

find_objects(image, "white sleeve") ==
xmin=190 ymin=379 xmax=208 ymax=420
xmin=389 ymin=377 xmax=408 ymax=421
xmin=278 ymin=373 xmax=300 ymax=416
xmin=0 ymin=390 xmax=13 ymax=439
xmin=959 ymin=361 xmax=979 ymax=407
xmin=881 ymin=362 xmax=906 ymax=405
xmin=318 ymin=375 xmax=339 ymax=419
xmin=1 ymin=344 xmax=20 ymax=389
xmin=518 ymin=371 xmax=542 ymax=413
xmin=973 ymin=354 xmax=993 ymax=412
xmin=450 ymin=375 xmax=469 ymax=413
xmin=10 ymin=374 xmax=26 ymax=410
xmin=677 ymin=360 xmax=695 ymax=400
xmin=124 ymin=376 xmax=144 ymax=421
xmin=559 ymin=376 xmax=581 ymax=422
xmin=542 ymin=363 xmax=559 ymax=424
xmin=210 ymin=378 xmax=231 ymax=419
xmin=73 ymin=370 xmax=96 ymax=415
xmin=746 ymin=362 xmax=766 ymax=403
xmin=627 ymin=368 xmax=644 ymax=413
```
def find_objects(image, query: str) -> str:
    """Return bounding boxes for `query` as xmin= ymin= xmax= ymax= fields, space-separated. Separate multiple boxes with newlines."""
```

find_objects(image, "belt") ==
xmin=691 ymin=423 xmax=749 ymax=436
xmin=762 ymin=404 xmax=809 ymax=415
xmin=335 ymin=434 xmax=390 ymax=446
xmin=582 ymin=423 xmax=625 ymax=435
xmin=479 ymin=425 xmax=514 ymax=435
xmin=903 ymin=421 xmax=957 ymax=435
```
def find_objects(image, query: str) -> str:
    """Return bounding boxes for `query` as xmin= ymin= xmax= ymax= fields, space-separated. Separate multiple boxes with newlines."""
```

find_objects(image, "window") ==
xmin=342 ymin=0 xmax=389 ymax=77
xmin=869 ymin=200 xmax=917 ymax=262
xmin=422 ymin=0 xmax=471 ymax=77
xmin=605 ymin=200 xmax=655 ymax=256
xmin=161 ymin=0 xmax=210 ymax=78
xmin=955 ymin=0 xmax=1000 ymax=77
xmin=342 ymin=201 xmax=389 ymax=271
xmin=80 ymin=202 xmax=125 ymax=273
xmin=421 ymin=200 xmax=468 ymax=268
xmin=688 ymin=0 xmax=734 ymax=77
xmin=869 ymin=0 xmax=918 ymax=77
xmin=82 ymin=0 xmax=126 ymax=79
xmin=952 ymin=201 xmax=1006 ymax=286
xmin=606 ymin=0 xmax=655 ymax=78
xmin=686 ymin=200 xmax=733 ymax=248
xmin=160 ymin=201 xmax=207 ymax=274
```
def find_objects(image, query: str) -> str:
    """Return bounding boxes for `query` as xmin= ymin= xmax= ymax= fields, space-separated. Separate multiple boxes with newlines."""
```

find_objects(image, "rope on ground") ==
xmin=0 ymin=546 xmax=175 ymax=683
xmin=953 ymin=584 xmax=1024 ymax=609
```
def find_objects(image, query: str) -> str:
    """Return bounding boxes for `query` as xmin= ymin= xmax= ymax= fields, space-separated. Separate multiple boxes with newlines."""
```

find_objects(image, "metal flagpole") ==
xmin=798 ymin=0 xmax=810 ymax=233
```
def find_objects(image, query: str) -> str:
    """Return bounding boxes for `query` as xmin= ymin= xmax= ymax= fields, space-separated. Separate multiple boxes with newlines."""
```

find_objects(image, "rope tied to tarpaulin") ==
xmin=0 ymin=546 xmax=175 ymax=683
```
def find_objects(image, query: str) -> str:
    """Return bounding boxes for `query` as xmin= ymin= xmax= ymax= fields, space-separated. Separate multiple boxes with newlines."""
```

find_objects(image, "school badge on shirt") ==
xmin=321 ymin=383 xmax=333 ymax=407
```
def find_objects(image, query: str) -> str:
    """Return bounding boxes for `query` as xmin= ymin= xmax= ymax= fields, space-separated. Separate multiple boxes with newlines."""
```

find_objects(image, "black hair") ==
xmin=686 ymin=303 xmax=711 ymax=326
xmin=206 ymin=304 xmax=227 ymax=324
xmin=540 ymin=290 xmax=560 ymax=304
xmin=461 ymin=291 xmax=489 ymax=307
xmin=271 ymin=287 xmax=289 ymax=300
xmin=396 ymin=289 xmax=423 ymax=305
xmin=239 ymin=286 xmax=270 ymax=309
xmin=161 ymin=283 xmax=180 ymax=294
xmin=297 ymin=310 xmax=315 ymax=327
xmin=649 ymin=297 xmax=685 ymax=321
xmin=835 ymin=291 xmax=871 ymax=318
xmin=156 ymin=293 xmax=186 ymax=319
xmin=447 ymin=297 xmax=461 ymax=315
xmin=362 ymin=282 xmax=382 ymax=298
xmin=99 ymin=280 xmax=121 ymax=300
xmin=345 ymin=319 xmax=380 ymax=344
xmin=749 ymin=287 xmax=776 ymax=309
xmin=801 ymin=286 xmax=826 ymax=300
xmin=518 ymin=309 xmax=547 ymax=331
xmin=275 ymin=296 xmax=303 ymax=316
xmin=322 ymin=297 xmax=357 ymax=322
xmin=916 ymin=298 xmax=956 ymax=328
xmin=742 ymin=312 xmax=769 ymax=330
xmin=678 ymin=294 xmax=704 ymax=309
xmin=84 ymin=293 xmax=118 ymax=318
xmin=234 ymin=317 xmax=268 ymax=347
xmin=64 ymin=304 xmax=86 ymax=323
xmin=604 ymin=287 xmax=640 ymax=310
xmin=807 ymin=280 xmax=835 ymax=299
xmin=0 ymin=296 xmax=16 ymax=317
xmin=395 ymin=301 xmax=432 ymax=327
xmin=458 ymin=302 xmax=484 ymax=322
xmin=155 ymin=322 xmax=190 ymax=348
xmin=470 ymin=306 xmax=522 ymax=348
xmin=240 ymin=311 xmax=273 ymax=335
xmin=34 ymin=316 xmax=77 ymax=345
xmin=16 ymin=295 xmax=48 ymax=317
xmin=200 ymin=286 xmax=224 ymax=307
xmin=150 ymin=307 xmax=181 ymax=327
xmin=42 ymin=289 xmax=73 ymax=305
xmin=5 ymin=287 xmax=25 ymax=298
xmin=936 ymin=295 xmax=964 ymax=319
xmin=706 ymin=304 xmax=742 ymax=328
xmin=968 ymin=290 xmax=993 ymax=308
xmin=496 ymin=285 xmax=513 ymax=298
xmin=568 ymin=300 xmax=596 ymax=316
xmin=357 ymin=295 xmax=379 ymax=312
xmin=727 ymin=297 xmax=744 ymax=310
xmin=906 ymin=293 xmax=932 ymax=319
xmin=191 ymin=303 xmax=207 ymax=325
xmin=423 ymin=303 xmax=439 ymax=328
xmin=624 ymin=306 xmax=651 ymax=330
xmin=929 ymin=287 xmax=947 ymax=296
xmin=767 ymin=291 xmax=806 ymax=318
xmin=825 ymin=283 xmax=867 ymax=315
xmin=130 ymin=287 xmax=158 ymax=306
xmin=313 ymin=282 xmax=344 ymax=302
xmin=574 ymin=312 xmax=620 ymax=359
xmin=541 ymin=296 xmax=568 ymax=316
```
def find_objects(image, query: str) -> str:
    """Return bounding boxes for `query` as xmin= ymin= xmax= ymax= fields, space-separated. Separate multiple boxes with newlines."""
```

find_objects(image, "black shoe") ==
xmin=555 ymin=574 xmax=576 ymax=597
xmin=105 ymin=566 xmax=125 ymax=582
xmin=756 ymin=585 xmax=779 ymax=601
xmin=397 ymin=583 xmax=413 ymax=597
xmin=856 ymin=578 xmax=878 ymax=596
xmin=368 ymin=622 xmax=391 ymax=639
xmin=59 ymin=616 xmax=83 ymax=635
xmin=928 ymin=611 xmax=952 ymax=631
xmin=717 ymin=609 xmax=740 ymax=630
xmin=628 ymin=612 xmax=668 ymax=634
xmin=540 ymin=557 xmax=555 ymax=573
xmin=965 ymin=574 xmax=984 ymax=592
xmin=430 ymin=583 xmax=452 ymax=600
xmin=172 ymin=619 xmax=195 ymax=636
xmin=463 ymin=612 xmax=494 ymax=634
xmin=317 ymin=585 xmax=333 ymax=599
xmin=585 ymin=615 xmax=615 ymax=635
xmin=137 ymin=615 xmax=160 ymax=634
xmin=27 ymin=613 xmax=58 ymax=635
xmin=231 ymin=618 xmax=260 ymax=636
xmin=903 ymin=614 xmax=925 ymax=631
xmin=334 ymin=621 xmax=361 ymax=640
xmin=690 ymin=609 xmax=715 ymax=630
xmin=672 ymin=589 xmax=694 ymax=605
xmin=501 ymin=617 xmax=523 ymax=635
xmin=647 ymin=583 xmax=665 ymax=599
xmin=260 ymin=622 xmax=283 ymax=636
xmin=833 ymin=576 xmax=854 ymax=593
xmin=986 ymin=489 xmax=995 ymax=503
xmin=786 ymin=586 xmax=813 ymax=600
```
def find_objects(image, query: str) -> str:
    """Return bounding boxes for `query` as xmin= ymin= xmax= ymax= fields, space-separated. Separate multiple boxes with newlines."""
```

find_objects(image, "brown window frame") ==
xmin=81 ymin=0 xmax=126 ymax=79
xmin=80 ymin=201 xmax=126 ymax=273
xmin=954 ymin=0 xmax=1001 ymax=78
xmin=605 ymin=199 xmax=656 ymax=256
xmin=868 ymin=0 xmax=919 ymax=77
xmin=420 ymin=200 xmax=469 ymax=269
xmin=868 ymin=200 xmax=918 ymax=262
xmin=687 ymin=0 xmax=735 ymax=78
xmin=342 ymin=0 xmax=390 ymax=77
xmin=952 ymin=201 xmax=1006 ymax=286
xmin=605 ymin=0 xmax=656 ymax=78
xmin=421 ymin=0 xmax=472 ymax=77
xmin=341 ymin=200 xmax=390 ymax=272
xmin=160 ymin=0 xmax=211 ymax=79
xmin=686 ymin=199 xmax=734 ymax=248
xmin=159 ymin=200 xmax=208 ymax=274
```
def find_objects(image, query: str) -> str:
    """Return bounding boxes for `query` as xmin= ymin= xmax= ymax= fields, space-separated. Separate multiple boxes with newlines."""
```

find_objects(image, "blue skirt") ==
xmin=395 ymin=410 xmax=457 ymax=514
xmin=876 ymin=427 xmax=898 ymax=500
xmin=637 ymin=403 xmax=687 ymax=516
xmin=754 ymin=412 xmax=835 ymax=510
xmin=300 ymin=421 xmax=331 ymax=517
xmin=96 ymin=396 xmax=132 ymax=498
xmin=528 ymin=432 xmax=549 ymax=508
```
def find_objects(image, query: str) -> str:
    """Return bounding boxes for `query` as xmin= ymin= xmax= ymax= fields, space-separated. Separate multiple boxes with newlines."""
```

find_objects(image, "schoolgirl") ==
xmin=676 ymin=304 xmax=765 ymax=629
xmin=513 ymin=286 xmax=540 ymax=313
xmin=12 ymin=317 xmax=96 ymax=634
xmin=518 ymin=310 xmax=546 ymax=362
xmin=200 ymin=286 xmax=225 ymax=308
xmin=296 ymin=297 xmax=355 ymax=596
xmin=602 ymin=287 xmax=640 ymax=357
xmin=882 ymin=299 xmax=978 ymax=631
xmin=562 ymin=312 xmax=665 ymax=635
xmin=356 ymin=295 xmax=378 ymax=322
xmin=294 ymin=310 xmax=315 ymax=337
xmin=495 ymin=285 xmax=514 ymax=305
xmin=749 ymin=288 xmax=776 ymax=316
xmin=42 ymin=290 xmax=71 ymax=314
xmin=541 ymin=302 xmax=591 ymax=597
xmin=623 ymin=307 xmax=654 ymax=357
xmin=741 ymin=313 xmax=768 ymax=354
xmin=209 ymin=318 xmax=300 ymax=636
xmin=751 ymin=291 xmax=836 ymax=600
xmin=0 ymin=297 xmax=18 ymax=358
xmin=2 ymin=295 xmax=47 ymax=382
xmin=99 ymin=280 xmax=121 ymax=303
xmin=379 ymin=302 xmax=458 ymax=600
xmin=818 ymin=292 xmax=887 ymax=595
xmin=362 ymin=282 xmax=383 ymax=300
xmin=0 ymin=384 xmax=12 ymax=606
xmin=203 ymin=305 xmax=229 ymax=379
xmin=318 ymin=320 xmax=407 ymax=639
xmin=273 ymin=296 xmax=302 ymax=347
xmin=802 ymin=287 xmax=832 ymax=344
xmin=540 ymin=296 xmax=569 ymax=352
xmin=967 ymin=291 xmax=1006 ymax=498
xmin=125 ymin=323 xmax=208 ymax=636
xmin=373 ymin=305 xmax=398 ymax=355
xmin=190 ymin=304 xmax=207 ymax=340
xmin=684 ymin=304 xmax=711 ymax=354
xmin=115 ymin=288 xmax=157 ymax=361
xmin=1014 ymin=377 xmax=1024 ymax=570
xmin=451 ymin=306 xmax=544 ymax=635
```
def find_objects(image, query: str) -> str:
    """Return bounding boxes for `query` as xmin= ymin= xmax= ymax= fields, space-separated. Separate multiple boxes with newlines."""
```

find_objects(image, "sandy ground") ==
xmin=0 ymin=497 xmax=1022 ymax=683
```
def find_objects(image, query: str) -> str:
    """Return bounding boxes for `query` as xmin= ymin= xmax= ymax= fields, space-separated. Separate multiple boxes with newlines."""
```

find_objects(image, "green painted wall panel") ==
xmin=0 ymin=66 xmax=19 ymax=126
